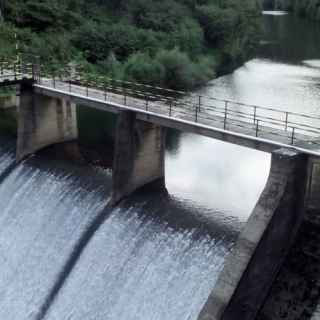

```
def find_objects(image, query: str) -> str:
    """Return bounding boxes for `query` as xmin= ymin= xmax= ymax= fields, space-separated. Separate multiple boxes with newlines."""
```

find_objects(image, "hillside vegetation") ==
xmin=0 ymin=0 xmax=260 ymax=90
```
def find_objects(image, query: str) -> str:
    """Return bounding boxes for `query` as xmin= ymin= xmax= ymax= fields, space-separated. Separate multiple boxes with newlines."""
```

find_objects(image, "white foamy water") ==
xmin=0 ymin=141 xmax=15 ymax=175
xmin=0 ymin=161 xmax=108 ymax=320
xmin=43 ymin=205 xmax=230 ymax=320
xmin=0 ymin=151 xmax=234 ymax=320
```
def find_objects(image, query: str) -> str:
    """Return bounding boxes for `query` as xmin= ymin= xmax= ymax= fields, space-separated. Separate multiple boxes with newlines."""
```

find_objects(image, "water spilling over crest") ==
xmin=0 ymin=143 xmax=235 ymax=320
xmin=0 ymin=137 xmax=15 ymax=176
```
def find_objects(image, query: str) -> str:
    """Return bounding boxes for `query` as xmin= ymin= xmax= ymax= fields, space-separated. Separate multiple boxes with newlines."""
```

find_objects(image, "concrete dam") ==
xmin=1 ymin=44 xmax=320 ymax=320
xmin=1 ymin=9 xmax=320 ymax=319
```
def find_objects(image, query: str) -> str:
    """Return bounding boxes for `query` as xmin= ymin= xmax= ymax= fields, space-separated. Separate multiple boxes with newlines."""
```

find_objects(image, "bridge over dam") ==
xmin=1 ymin=59 xmax=320 ymax=320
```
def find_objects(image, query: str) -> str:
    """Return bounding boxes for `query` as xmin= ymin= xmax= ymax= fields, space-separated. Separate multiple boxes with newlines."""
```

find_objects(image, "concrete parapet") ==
xmin=198 ymin=148 xmax=309 ymax=320
xmin=17 ymin=84 xmax=78 ymax=161
xmin=111 ymin=111 xmax=166 ymax=205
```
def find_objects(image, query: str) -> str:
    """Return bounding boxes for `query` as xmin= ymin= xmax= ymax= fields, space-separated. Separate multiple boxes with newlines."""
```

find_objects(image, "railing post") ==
xmin=86 ymin=82 xmax=89 ymax=97
xmin=32 ymin=63 xmax=35 ymax=80
xmin=253 ymin=106 xmax=257 ymax=124
xmin=14 ymin=63 xmax=17 ymax=80
xmin=195 ymin=103 xmax=198 ymax=122
xmin=198 ymin=95 xmax=202 ymax=112
xmin=145 ymin=97 xmax=149 ymax=111
xmin=123 ymin=89 xmax=127 ymax=105
xmin=285 ymin=112 xmax=289 ymax=131
xmin=39 ymin=65 xmax=41 ymax=84
xmin=256 ymin=120 xmax=260 ymax=137
xmin=53 ymin=75 xmax=56 ymax=88
xmin=224 ymin=101 xmax=228 ymax=130
xmin=291 ymin=127 xmax=295 ymax=145
xmin=104 ymin=84 xmax=107 ymax=101
xmin=169 ymin=100 xmax=172 ymax=117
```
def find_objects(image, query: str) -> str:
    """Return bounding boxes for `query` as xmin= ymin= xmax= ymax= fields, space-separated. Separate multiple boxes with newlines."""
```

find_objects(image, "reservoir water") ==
xmin=0 ymin=11 xmax=320 ymax=320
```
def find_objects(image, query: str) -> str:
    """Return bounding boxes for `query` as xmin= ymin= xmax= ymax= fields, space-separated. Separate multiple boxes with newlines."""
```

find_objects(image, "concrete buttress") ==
xmin=17 ymin=84 xmax=78 ymax=161
xmin=111 ymin=111 xmax=166 ymax=205
xmin=198 ymin=148 xmax=309 ymax=320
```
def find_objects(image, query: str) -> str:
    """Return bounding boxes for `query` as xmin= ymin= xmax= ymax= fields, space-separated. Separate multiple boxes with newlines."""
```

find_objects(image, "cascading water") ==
xmin=0 ymin=151 xmax=110 ymax=320
xmin=43 ymin=206 xmax=231 ymax=320
xmin=0 ymin=137 xmax=15 ymax=176
xmin=0 ymin=143 xmax=237 ymax=320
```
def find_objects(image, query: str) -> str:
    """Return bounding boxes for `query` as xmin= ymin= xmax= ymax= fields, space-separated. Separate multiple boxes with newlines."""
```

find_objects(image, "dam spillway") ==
xmin=0 ymin=138 xmax=241 ymax=320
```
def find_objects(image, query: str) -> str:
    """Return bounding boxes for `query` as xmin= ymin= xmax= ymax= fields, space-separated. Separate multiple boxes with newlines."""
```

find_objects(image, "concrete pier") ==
xmin=17 ymin=83 xmax=78 ymax=161
xmin=111 ymin=111 xmax=166 ymax=205
xmin=198 ymin=148 xmax=309 ymax=320
xmin=0 ymin=95 xmax=18 ymax=109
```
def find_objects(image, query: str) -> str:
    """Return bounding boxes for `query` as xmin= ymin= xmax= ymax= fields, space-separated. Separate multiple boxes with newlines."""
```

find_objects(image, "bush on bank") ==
xmin=0 ymin=0 xmax=261 ymax=90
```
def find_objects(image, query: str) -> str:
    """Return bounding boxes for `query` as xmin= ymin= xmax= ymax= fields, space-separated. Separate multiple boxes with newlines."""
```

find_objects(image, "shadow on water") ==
xmin=259 ymin=13 xmax=320 ymax=64
xmin=33 ymin=142 xmax=240 ymax=319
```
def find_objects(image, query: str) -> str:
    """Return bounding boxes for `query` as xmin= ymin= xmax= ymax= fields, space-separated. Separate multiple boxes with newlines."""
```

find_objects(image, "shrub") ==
xmin=124 ymin=52 xmax=165 ymax=86
xmin=155 ymin=48 xmax=216 ymax=90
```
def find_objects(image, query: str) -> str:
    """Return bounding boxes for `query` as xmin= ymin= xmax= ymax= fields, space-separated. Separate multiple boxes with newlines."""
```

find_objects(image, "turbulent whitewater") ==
xmin=0 ymin=141 xmax=235 ymax=320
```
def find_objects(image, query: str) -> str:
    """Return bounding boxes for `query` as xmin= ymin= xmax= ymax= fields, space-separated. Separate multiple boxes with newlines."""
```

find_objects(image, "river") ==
xmin=0 ymin=11 xmax=319 ymax=320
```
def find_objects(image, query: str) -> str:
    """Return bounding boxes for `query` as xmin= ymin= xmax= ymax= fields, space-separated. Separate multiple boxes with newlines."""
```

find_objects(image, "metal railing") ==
xmin=0 ymin=59 xmax=35 ymax=82
xmin=2 ymin=58 xmax=320 ymax=148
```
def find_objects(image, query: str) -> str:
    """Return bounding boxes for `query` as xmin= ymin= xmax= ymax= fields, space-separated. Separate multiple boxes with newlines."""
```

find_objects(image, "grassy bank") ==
xmin=0 ymin=0 xmax=261 ymax=91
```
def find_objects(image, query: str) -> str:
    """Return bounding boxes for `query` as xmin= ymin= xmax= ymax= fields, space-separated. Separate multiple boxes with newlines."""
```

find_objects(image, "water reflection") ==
xmin=196 ymin=13 xmax=320 ymax=114
xmin=262 ymin=11 xmax=288 ymax=16
xmin=166 ymin=12 xmax=320 ymax=222
xmin=259 ymin=12 xmax=320 ymax=63
xmin=200 ymin=59 xmax=320 ymax=114
xmin=166 ymin=132 xmax=271 ymax=222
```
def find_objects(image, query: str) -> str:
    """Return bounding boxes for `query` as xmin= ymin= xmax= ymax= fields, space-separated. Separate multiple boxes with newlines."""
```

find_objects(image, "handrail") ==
xmin=1 ymin=57 xmax=320 ymax=149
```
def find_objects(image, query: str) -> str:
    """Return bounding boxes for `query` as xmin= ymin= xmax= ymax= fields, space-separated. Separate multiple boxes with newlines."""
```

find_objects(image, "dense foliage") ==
xmin=0 ymin=0 xmax=261 ymax=90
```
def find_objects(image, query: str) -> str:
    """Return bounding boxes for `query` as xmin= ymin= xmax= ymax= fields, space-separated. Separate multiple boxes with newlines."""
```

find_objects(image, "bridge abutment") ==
xmin=198 ymin=148 xmax=309 ymax=320
xmin=17 ymin=85 xmax=78 ymax=161
xmin=111 ymin=111 xmax=166 ymax=205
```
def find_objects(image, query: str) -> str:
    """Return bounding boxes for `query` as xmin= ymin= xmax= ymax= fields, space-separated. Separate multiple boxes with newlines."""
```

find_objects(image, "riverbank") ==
xmin=0 ymin=0 xmax=261 ymax=91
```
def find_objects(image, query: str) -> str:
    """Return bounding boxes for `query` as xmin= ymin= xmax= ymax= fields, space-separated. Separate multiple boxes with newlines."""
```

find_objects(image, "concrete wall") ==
xmin=253 ymin=156 xmax=320 ymax=320
xmin=0 ymin=95 xmax=18 ymax=109
xmin=17 ymin=84 xmax=78 ymax=161
xmin=256 ymin=205 xmax=320 ymax=320
xmin=198 ymin=148 xmax=309 ymax=320
xmin=112 ymin=111 xmax=166 ymax=205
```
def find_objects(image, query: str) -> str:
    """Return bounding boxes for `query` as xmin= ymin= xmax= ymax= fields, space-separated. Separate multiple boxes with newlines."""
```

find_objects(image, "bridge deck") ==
xmin=34 ymin=78 xmax=320 ymax=154
xmin=1 ymin=59 xmax=320 ymax=154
